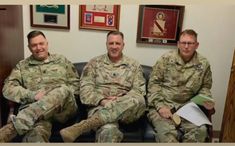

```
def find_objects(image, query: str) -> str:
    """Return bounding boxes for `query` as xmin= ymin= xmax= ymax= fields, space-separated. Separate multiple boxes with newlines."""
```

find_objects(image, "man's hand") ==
xmin=158 ymin=106 xmax=172 ymax=119
xmin=105 ymin=96 xmax=117 ymax=100
xmin=100 ymin=96 xmax=118 ymax=106
xmin=203 ymin=100 xmax=215 ymax=110
xmin=34 ymin=91 xmax=46 ymax=101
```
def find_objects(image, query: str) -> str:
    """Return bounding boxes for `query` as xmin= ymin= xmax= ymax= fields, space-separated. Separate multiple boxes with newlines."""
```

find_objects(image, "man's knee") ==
xmin=96 ymin=124 xmax=123 ymax=142
xmin=183 ymin=125 xmax=208 ymax=142
xmin=196 ymin=125 xmax=207 ymax=142
xmin=22 ymin=120 xmax=52 ymax=142
xmin=46 ymin=85 xmax=73 ymax=100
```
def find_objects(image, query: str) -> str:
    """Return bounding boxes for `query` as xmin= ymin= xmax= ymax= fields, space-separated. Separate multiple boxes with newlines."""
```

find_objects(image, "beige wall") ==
xmin=22 ymin=4 xmax=235 ymax=131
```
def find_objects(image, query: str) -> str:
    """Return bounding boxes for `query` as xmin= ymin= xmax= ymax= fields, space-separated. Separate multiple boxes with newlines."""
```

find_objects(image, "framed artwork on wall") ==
xmin=79 ymin=5 xmax=120 ymax=31
xmin=30 ymin=5 xmax=70 ymax=29
xmin=136 ymin=5 xmax=185 ymax=46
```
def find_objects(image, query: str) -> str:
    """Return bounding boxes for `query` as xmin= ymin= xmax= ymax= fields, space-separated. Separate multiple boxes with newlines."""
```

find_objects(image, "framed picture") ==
xmin=79 ymin=5 xmax=120 ymax=31
xmin=136 ymin=5 xmax=185 ymax=46
xmin=30 ymin=5 xmax=70 ymax=29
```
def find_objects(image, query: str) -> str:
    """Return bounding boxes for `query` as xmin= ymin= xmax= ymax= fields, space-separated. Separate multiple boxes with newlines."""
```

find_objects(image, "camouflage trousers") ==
xmin=88 ymin=95 xmax=146 ymax=142
xmin=11 ymin=85 xmax=78 ymax=142
xmin=147 ymin=108 xmax=207 ymax=142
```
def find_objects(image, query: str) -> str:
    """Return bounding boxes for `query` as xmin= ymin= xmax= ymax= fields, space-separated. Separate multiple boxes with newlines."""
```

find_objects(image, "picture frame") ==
xmin=79 ymin=5 xmax=120 ymax=31
xmin=30 ymin=5 xmax=70 ymax=29
xmin=136 ymin=5 xmax=185 ymax=46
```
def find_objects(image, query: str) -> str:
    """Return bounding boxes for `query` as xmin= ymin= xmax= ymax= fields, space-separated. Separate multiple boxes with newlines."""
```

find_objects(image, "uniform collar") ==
xmin=28 ymin=53 xmax=55 ymax=65
xmin=175 ymin=49 xmax=200 ymax=67
xmin=104 ymin=54 xmax=128 ymax=67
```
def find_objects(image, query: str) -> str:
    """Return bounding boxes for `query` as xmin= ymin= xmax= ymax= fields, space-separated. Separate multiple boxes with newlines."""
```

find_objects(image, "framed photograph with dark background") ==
xmin=79 ymin=5 xmax=120 ymax=31
xmin=137 ymin=5 xmax=185 ymax=46
xmin=30 ymin=5 xmax=70 ymax=29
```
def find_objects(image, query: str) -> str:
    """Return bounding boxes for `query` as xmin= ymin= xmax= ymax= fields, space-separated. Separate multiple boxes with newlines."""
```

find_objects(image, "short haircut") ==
xmin=107 ymin=31 xmax=124 ymax=40
xmin=27 ymin=30 xmax=46 ymax=43
xmin=179 ymin=29 xmax=198 ymax=41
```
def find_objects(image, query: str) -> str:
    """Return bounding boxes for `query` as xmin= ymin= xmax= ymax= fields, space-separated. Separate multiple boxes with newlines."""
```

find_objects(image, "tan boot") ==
xmin=60 ymin=114 xmax=105 ymax=142
xmin=0 ymin=122 xmax=17 ymax=142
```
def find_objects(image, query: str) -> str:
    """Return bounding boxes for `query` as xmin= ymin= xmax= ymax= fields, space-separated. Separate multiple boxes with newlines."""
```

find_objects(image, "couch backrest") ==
xmin=73 ymin=62 xmax=153 ymax=81
xmin=73 ymin=62 xmax=87 ymax=76
xmin=141 ymin=65 xmax=152 ymax=83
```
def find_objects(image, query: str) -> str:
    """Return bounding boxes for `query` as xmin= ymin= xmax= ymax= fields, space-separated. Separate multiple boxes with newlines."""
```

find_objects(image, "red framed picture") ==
xmin=79 ymin=5 xmax=120 ymax=31
xmin=137 ymin=5 xmax=185 ymax=46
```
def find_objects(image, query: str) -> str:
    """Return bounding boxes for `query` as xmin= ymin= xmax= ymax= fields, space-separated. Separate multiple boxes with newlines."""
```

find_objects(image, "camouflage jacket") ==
xmin=2 ymin=54 xmax=80 ymax=104
xmin=147 ymin=49 xmax=212 ymax=110
xmin=80 ymin=54 xmax=146 ymax=106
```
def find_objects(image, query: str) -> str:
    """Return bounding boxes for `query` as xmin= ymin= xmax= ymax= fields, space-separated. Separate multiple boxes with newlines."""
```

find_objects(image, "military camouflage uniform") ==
xmin=80 ymin=54 xmax=146 ymax=142
xmin=147 ymin=49 xmax=212 ymax=142
xmin=2 ymin=54 xmax=79 ymax=142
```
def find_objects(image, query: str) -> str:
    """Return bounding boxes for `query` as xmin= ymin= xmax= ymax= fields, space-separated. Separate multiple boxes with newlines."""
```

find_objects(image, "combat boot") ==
xmin=0 ymin=122 xmax=17 ymax=142
xmin=60 ymin=114 xmax=105 ymax=142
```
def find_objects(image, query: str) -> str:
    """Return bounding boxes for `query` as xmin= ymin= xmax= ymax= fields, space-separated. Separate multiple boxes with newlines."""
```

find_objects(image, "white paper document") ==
xmin=175 ymin=102 xmax=212 ymax=126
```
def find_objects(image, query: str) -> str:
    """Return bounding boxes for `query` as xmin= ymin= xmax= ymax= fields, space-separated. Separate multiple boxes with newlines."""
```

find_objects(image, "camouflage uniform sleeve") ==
xmin=122 ymin=65 xmax=146 ymax=102
xmin=80 ymin=62 xmax=105 ymax=106
xmin=64 ymin=58 xmax=80 ymax=96
xmin=198 ymin=64 xmax=213 ymax=97
xmin=2 ymin=63 xmax=36 ymax=104
xmin=147 ymin=59 xmax=166 ymax=111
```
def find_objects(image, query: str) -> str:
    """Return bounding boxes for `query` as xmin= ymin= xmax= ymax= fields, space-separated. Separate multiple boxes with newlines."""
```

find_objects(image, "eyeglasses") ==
xmin=179 ymin=41 xmax=197 ymax=46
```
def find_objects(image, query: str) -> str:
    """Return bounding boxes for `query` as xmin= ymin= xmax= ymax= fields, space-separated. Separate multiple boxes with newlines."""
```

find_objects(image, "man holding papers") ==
xmin=147 ymin=29 xmax=215 ymax=142
xmin=191 ymin=94 xmax=214 ymax=106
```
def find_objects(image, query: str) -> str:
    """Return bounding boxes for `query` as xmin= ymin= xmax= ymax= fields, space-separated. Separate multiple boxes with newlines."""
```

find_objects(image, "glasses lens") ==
xmin=180 ymin=42 xmax=195 ymax=46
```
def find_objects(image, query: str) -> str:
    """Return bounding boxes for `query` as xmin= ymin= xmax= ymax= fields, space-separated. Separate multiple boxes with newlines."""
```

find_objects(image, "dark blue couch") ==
xmin=11 ymin=62 xmax=155 ymax=142
xmin=11 ymin=62 xmax=214 ymax=142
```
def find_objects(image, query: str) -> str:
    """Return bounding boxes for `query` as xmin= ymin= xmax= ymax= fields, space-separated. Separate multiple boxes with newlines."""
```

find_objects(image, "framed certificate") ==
xmin=137 ymin=5 xmax=185 ymax=46
xmin=30 ymin=5 xmax=70 ymax=29
xmin=79 ymin=5 xmax=120 ymax=31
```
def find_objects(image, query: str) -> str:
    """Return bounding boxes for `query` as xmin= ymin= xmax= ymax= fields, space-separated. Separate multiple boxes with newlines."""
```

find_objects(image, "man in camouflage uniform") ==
xmin=0 ymin=30 xmax=79 ymax=142
xmin=60 ymin=31 xmax=146 ymax=142
xmin=147 ymin=29 xmax=215 ymax=142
